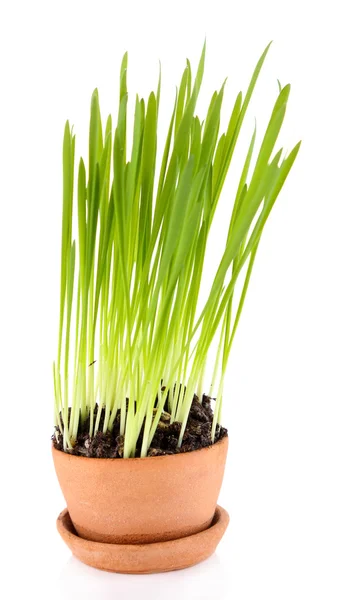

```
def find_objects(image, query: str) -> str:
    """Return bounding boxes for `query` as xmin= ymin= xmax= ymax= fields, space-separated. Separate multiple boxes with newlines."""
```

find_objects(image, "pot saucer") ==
xmin=57 ymin=505 xmax=229 ymax=574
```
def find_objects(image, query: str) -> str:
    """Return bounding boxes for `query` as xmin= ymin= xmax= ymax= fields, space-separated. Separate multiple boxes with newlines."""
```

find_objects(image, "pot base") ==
xmin=57 ymin=505 xmax=229 ymax=574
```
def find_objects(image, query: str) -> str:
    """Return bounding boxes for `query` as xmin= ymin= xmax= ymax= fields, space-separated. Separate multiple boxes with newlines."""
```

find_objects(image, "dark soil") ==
xmin=52 ymin=394 xmax=227 ymax=458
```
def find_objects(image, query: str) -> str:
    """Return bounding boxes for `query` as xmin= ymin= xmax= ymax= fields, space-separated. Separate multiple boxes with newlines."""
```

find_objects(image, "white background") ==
xmin=1 ymin=0 xmax=343 ymax=598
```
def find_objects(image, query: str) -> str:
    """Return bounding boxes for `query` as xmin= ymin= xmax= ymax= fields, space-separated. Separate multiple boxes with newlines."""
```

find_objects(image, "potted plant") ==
xmin=52 ymin=43 xmax=300 ymax=574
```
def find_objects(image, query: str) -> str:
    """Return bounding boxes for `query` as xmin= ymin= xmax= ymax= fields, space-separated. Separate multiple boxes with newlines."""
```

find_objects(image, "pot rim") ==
xmin=52 ymin=433 xmax=228 ymax=464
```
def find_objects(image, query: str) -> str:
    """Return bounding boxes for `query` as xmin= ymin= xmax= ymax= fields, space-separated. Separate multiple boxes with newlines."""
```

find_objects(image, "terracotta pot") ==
xmin=53 ymin=436 xmax=228 ymax=545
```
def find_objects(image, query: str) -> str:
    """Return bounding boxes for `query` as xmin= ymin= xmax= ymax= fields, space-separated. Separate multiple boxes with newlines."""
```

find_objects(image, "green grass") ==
xmin=53 ymin=43 xmax=300 ymax=457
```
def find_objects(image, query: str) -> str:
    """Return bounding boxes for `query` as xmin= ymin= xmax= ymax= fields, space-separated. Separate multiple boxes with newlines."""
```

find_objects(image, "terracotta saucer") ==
xmin=57 ymin=505 xmax=229 ymax=574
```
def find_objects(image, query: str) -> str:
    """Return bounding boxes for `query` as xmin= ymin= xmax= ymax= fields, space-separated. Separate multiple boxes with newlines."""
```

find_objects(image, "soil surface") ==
xmin=52 ymin=395 xmax=228 ymax=458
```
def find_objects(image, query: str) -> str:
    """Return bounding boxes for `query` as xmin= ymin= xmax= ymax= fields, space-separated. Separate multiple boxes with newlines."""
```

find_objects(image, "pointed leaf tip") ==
xmin=278 ymin=83 xmax=291 ymax=104
xmin=120 ymin=52 xmax=128 ymax=75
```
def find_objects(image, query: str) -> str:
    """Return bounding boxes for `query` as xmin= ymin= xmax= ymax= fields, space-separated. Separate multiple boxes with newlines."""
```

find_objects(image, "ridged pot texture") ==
xmin=52 ymin=436 xmax=228 ymax=544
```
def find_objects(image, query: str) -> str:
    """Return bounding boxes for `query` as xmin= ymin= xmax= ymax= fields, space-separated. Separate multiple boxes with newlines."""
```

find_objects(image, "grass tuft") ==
xmin=54 ymin=45 xmax=300 ymax=457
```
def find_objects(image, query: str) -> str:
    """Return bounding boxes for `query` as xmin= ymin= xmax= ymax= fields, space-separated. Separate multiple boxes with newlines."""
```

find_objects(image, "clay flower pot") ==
xmin=53 ymin=436 xmax=229 ymax=573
